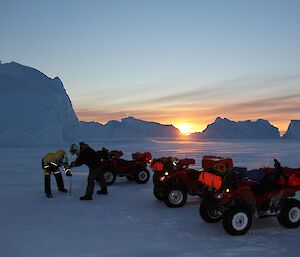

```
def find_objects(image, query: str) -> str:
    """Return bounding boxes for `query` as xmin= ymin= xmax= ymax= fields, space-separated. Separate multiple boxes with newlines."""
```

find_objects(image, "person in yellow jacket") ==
xmin=42 ymin=150 xmax=72 ymax=198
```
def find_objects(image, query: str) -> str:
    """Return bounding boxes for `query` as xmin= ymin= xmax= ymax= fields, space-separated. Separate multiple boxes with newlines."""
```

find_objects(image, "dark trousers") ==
xmin=85 ymin=166 xmax=107 ymax=196
xmin=44 ymin=171 xmax=65 ymax=194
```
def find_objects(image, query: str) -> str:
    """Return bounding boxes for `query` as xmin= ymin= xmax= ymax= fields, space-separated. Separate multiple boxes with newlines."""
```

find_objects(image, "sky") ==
xmin=1 ymin=0 xmax=300 ymax=133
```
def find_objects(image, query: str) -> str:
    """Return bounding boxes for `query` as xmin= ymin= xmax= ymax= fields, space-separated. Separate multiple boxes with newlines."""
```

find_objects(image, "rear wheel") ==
xmin=135 ymin=169 xmax=150 ymax=184
xmin=222 ymin=206 xmax=252 ymax=235
xmin=277 ymin=199 xmax=300 ymax=228
xmin=200 ymin=199 xmax=222 ymax=223
xmin=164 ymin=186 xmax=187 ymax=208
xmin=104 ymin=171 xmax=116 ymax=185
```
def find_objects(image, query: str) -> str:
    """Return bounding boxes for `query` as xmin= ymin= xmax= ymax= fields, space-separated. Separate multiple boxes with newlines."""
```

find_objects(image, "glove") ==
xmin=65 ymin=169 xmax=72 ymax=177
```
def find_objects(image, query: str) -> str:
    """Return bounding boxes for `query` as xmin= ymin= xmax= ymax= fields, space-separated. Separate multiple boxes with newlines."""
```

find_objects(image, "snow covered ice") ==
xmin=0 ymin=138 xmax=299 ymax=257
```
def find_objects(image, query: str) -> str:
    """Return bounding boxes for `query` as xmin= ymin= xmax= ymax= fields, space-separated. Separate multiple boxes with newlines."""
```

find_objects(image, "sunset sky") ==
xmin=1 ymin=0 xmax=300 ymax=133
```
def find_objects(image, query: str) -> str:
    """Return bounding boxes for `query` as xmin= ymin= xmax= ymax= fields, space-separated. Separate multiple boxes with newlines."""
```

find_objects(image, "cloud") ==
xmin=212 ymin=94 xmax=300 ymax=114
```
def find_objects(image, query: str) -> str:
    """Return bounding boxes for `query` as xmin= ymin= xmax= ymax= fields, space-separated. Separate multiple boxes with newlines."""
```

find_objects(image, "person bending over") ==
xmin=42 ymin=150 xmax=72 ymax=198
xmin=70 ymin=142 xmax=108 ymax=200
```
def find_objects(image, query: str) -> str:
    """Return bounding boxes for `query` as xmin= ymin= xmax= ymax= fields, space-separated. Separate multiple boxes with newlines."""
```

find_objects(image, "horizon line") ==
xmin=75 ymin=113 xmax=292 ymax=135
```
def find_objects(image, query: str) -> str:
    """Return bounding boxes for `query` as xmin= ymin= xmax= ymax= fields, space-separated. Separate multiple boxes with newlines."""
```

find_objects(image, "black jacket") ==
xmin=74 ymin=143 xmax=101 ymax=169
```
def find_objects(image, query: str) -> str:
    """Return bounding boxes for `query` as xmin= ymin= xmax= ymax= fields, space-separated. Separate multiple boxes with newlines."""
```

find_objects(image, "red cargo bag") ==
xmin=132 ymin=152 xmax=152 ymax=162
xmin=202 ymin=155 xmax=233 ymax=173
xmin=284 ymin=168 xmax=300 ymax=187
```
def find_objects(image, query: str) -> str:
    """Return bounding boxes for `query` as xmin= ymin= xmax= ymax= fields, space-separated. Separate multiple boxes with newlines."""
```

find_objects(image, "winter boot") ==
xmin=46 ymin=193 xmax=53 ymax=198
xmin=59 ymin=188 xmax=68 ymax=193
xmin=80 ymin=195 xmax=93 ymax=201
xmin=97 ymin=188 xmax=108 ymax=195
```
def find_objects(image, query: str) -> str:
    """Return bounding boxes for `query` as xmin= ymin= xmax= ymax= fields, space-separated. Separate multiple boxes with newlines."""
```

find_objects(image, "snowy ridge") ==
xmin=193 ymin=117 xmax=281 ymax=139
xmin=283 ymin=120 xmax=300 ymax=140
xmin=80 ymin=116 xmax=180 ymax=139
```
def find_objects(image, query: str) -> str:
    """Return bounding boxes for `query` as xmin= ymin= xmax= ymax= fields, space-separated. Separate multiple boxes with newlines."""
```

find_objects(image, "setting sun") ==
xmin=177 ymin=124 xmax=193 ymax=135
xmin=174 ymin=121 xmax=206 ymax=135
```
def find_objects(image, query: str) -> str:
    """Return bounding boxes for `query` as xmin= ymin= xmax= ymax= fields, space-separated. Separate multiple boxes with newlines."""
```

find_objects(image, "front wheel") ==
xmin=135 ymin=169 xmax=150 ymax=184
xmin=104 ymin=171 xmax=116 ymax=186
xmin=200 ymin=199 xmax=222 ymax=223
xmin=222 ymin=206 xmax=252 ymax=235
xmin=164 ymin=186 xmax=187 ymax=208
xmin=277 ymin=198 xmax=300 ymax=228
xmin=153 ymin=186 xmax=164 ymax=201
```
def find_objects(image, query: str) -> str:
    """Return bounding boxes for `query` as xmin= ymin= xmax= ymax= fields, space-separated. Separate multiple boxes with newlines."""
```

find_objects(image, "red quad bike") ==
xmin=199 ymin=158 xmax=300 ymax=235
xmin=99 ymin=149 xmax=152 ymax=185
xmin=151 ymin=157 xmax=202 ymax=208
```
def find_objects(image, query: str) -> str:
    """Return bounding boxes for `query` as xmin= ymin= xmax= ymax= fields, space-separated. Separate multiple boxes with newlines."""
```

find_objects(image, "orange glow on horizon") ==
xmin=75 ymin=108 xmax=290 ymax=135
xmin=174 ymin=123 xmax=205 ymax=135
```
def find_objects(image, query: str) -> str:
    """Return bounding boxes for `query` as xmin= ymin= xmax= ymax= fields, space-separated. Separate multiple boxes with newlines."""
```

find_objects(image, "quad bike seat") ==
xmin=251 ymin=160 xmax=286 ymax=196
xmin=109 ymin=150 xmax=124 ymax=159
xmin=244 ymin=169 xmax=265 ymax=181
xmin=118 ymin=159 xmax=144 ymax=165
xmin=187 ymin=169 xmax=201 ymax=180
xmin=251 ymin=182 xmax=282 ymax=196
xmin=177 ymin=158 xmax=195 ymax=168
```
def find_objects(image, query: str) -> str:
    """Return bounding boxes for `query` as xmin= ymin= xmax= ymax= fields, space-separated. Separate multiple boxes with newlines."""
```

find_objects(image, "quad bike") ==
xmin=198 ymin=158 xmax=300 ymax=235
xmin=151 ymin=157 xmax=202 ymax=208
xmin=97 ymin=148 xmax=152 ymax=185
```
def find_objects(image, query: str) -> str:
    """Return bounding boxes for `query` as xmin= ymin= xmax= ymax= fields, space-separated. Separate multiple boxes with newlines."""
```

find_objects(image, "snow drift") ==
xmin=0 ymin=62 xmax=80 ymax=146
xmin=195 ymin=117 xmax=281 ymax=139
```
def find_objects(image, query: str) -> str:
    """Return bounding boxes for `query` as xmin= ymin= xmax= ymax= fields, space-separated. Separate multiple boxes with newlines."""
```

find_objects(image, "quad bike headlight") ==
xmin=215 ymin=191 xmax=224 ymax=199
xmin=159 ymin=176 xmax=165 ymax=182
xmin=216 ymin=188 xmax=231 ymax=199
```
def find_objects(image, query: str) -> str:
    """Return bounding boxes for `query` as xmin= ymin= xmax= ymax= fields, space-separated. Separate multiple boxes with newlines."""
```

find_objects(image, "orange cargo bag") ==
xmin=152 ymin=162 xmax=164 ymax=172
xmin=199 ymin=171 xmax=222 ymax=190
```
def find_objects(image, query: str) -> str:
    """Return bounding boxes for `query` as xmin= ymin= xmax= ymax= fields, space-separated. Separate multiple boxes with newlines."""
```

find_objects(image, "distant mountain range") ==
xmin=0 ymin=61 xmax=298 ymax=146
xmin=283 ymin=120 xmax=300 ymax=140
xmin=80 ymin=117 xmax=180 ymax=139
xmin=191 ymin=117 xmax=281 ymax=139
